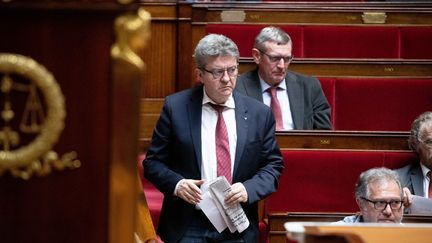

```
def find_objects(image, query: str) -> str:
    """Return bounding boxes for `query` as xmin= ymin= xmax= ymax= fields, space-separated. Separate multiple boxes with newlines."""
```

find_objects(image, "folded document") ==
xmin=198 ymin=176 xmax=250 ymax=233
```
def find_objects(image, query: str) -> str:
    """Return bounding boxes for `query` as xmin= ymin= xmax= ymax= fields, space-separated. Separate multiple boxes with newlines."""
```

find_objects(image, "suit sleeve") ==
xmin=143 ymin=97 xmax=184 ymax=197
xmin=241 ymin=108 xmax=284 ymax=204
xmin=310 ymin=77 xmax=332 ymax=129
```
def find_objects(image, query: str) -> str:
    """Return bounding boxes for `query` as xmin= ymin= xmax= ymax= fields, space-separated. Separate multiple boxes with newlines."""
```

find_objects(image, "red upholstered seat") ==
xmin=137 ymin=154 xmax=163 ymax=232
xmin=384 ymin=152 xmax=419 ymax=169
xmin=317 ymin=77 xmax=336 ymax=126
xmin=333 ymin=77 xmax=432 ymax=131
xmin=266 ymin=150 xmax=384 ymax=213
xmin=206 ymin=24 xmax=304 ymax=58
xmin=303 ymin=26 xmax=399 ymax=58
xmin=400 ymin=27 xmax=432 ymax=59
xmin=206 ymin=24 xmax=432 ymax=60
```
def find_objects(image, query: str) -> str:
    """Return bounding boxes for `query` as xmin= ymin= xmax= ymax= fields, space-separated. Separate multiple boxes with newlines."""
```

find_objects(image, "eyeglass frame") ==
xmin=258 ymin=49 xmax=294 ymax=63
xmin=360 ymin=197 xmax=403 ymax=211
xmin=200 ymin=65 xmax=238 ymax=79
xmin=418 ymin=138 xmax=432 ymax=147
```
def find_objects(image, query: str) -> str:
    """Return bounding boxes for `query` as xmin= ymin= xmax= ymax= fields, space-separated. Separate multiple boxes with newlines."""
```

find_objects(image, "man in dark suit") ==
xmin=236 ymin=26 xmax=331 ymax=130
xmin=396 ymin=111 xmax=432 ymax=197
xmin=143 ymin=34 xmax=284 ymax=243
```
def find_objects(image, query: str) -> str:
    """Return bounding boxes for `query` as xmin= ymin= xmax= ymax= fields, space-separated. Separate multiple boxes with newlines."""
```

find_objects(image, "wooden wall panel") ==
xmin=141 ymin=4 xmax=177 ymax=98
xmin=141 ymin=21 xmax=176 ymax=97
xmin=0 ymin=4 xmax=140 ymax=243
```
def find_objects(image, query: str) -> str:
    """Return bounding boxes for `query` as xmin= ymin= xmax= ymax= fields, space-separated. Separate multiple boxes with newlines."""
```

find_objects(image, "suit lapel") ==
xmin=246 ymin=70 xmax=264 ymax=102
xmin=233 ymin=92 xmax=249 ymax=181
xmin=188 ymin=87 xmax=204 ymax=173
xmin=286 ymin=72 xmax=304 ymax=129
xmin=410 ymin=163 xmax=425 ymax=196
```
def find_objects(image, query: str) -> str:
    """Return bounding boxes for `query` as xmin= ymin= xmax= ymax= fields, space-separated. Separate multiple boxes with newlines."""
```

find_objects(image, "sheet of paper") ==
xmin=197 ymin=176 xmax=250 ymax=234
xmin=408 ymin=195 xmax=432 ymax=215
xmin=198 ymin=191 xmax=228 ymax=233
xmin=209 ymin=176 xmax=250 ymax=233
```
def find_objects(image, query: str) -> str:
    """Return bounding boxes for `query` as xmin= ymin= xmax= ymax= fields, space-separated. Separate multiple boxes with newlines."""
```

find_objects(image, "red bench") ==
xmin=266 ymin=150 xmax=416 ymax=214
xmin=206 ymin=24 xmax=432 ymax=59
xmin=317 ymin=77 xmax=432 ymax=131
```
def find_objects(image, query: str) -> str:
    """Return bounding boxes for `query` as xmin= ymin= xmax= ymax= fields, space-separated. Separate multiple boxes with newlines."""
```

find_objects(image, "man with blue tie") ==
xmin=143 ymin=34 xmax=284 ymax=242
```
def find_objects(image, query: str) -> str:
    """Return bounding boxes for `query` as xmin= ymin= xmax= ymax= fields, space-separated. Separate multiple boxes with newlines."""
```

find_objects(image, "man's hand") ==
xmin=175 ymin=179 xmax=204 ymax=205
xmin=403 ymin=187 xmax=413 ymax=207
xmin=225 ymin=182 xmax=248 ymax=205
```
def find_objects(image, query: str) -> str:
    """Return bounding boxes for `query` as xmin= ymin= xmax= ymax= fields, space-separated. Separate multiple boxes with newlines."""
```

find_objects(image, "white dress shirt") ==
xmin=259 ymin=77 xmax=294 ymax=130
xmin=420 ymin=162 xmax=431 ymax=197
xmin=201 ymin=90 xmax=237 ymax=184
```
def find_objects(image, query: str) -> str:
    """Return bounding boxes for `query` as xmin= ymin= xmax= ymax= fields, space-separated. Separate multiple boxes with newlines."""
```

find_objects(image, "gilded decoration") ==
xmin=0 ymin=53 xmax=80 ymax=180
xmin=111 ymin=7 xmax=151 ymax=70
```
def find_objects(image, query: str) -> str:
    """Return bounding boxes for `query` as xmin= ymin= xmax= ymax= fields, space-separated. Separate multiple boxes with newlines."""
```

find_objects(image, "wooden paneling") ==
xmin=141 ymin=21 xmax=177 ymax=97
xmin=0 ymin=4 xmax=141 ymax=243
xmin=276 ymin=131 xmax=410 ymax=151
xmin=141 ymin=4 xmax=177 ymax=98
xmin=191 ymin=2 xmax=432 ymax=25
xmin=239 ymin=59 xmax=432 ymax=78
xmin=139 ymin=98 xmax=164 ymax=151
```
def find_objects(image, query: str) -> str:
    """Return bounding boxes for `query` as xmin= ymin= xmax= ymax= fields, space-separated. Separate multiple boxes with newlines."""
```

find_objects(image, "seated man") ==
xmin=235 ymin=26 xmax=332 ymax=130
xmin=337 ymin=167 xmax=405 ymax=223
xmin=396 ymin=111 xmax=432 ymax=198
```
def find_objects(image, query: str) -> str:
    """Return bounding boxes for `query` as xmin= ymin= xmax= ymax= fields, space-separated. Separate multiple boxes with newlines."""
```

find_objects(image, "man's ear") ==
xmin=356 ymin=197 xmax=363 ymax=208
xmin=195 ymin=68 xmax=203 ymax=84
xmin=252 ymin=48 xmax=261 ymax=64
xmin=408 ymin=136 xmax=419 ymax=152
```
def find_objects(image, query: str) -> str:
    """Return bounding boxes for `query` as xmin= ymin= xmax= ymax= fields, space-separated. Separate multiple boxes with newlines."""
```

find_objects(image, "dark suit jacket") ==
xmin=235 ymin=69 xmax=332 ymax=130
xmin=143 ymin=86 xmax=284 ymax=243
xmin=395 ymin=162 xmax=424 ymax=196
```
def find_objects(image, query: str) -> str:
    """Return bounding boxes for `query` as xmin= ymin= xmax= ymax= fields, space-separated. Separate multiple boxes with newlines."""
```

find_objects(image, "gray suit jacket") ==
xmin=395 ymin=162 xmax=424 ymax=196
xmin=143 ymin=85 xmax=284 ymax=243
xmin=236 ymin=69 xmax=332 ymax=130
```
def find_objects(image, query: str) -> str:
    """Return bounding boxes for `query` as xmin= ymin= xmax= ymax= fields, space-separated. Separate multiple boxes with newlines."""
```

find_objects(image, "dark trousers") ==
xmin=177 ymin=210 xmax=245 ymax=243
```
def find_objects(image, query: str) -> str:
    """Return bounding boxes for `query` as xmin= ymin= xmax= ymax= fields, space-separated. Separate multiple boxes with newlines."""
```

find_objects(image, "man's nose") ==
xmin=276 ymin=58 xmax=286 ymax=68
xmin=221 ymin=71 xmax=230 ymax=82
xmin=382 ymin=203 xmax=393 ymax=215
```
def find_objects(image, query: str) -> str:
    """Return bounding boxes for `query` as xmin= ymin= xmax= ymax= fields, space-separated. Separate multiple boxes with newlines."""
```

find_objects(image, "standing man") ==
xmin=143 ymin=34 xmax=284 ymax=242
xmin=337 ymin=167 xmax=405 ymax=223
xmin=396 ymin=111 xmax=432 ymax=197
xmin=236 ymin=26 xmax=331 ymax=130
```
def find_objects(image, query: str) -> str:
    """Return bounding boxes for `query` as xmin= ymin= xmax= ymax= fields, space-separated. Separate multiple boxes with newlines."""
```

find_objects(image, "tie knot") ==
xmin=267 ymin=86 xmax=278 ymax=96
xmin=428 ymin=171 xmax=432 ymax=180
xmin=210 ymin=103 xmax=225 ymax=114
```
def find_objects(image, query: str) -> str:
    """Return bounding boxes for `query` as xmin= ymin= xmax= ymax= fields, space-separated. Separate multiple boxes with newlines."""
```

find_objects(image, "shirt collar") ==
xmin=420 ymin=162 xmax=431 ymax=179
xmin=258 ymin=75 xmax=287 ymax=93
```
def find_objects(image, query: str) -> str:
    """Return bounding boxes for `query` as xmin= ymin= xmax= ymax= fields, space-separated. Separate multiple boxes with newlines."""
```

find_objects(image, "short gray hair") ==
xmin=254 ymin=26 xmax=292 ymax=52
xmin=355 ymin=167 xmax=403 ymax=200
xmin=194 ymin=34 xmax=239 ymax=69
xmin=408 ymin=111 xmax=432 ymax=150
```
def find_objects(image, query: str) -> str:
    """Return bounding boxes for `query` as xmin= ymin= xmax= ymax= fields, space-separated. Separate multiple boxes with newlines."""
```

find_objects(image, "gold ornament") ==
xmin=0 ymin=53 xmax=80 ymax=180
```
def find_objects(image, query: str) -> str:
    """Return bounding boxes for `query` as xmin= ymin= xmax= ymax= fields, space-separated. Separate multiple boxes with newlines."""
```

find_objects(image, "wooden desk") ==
xmin=275 ymin=130 xmax=410 ymax=151
xmin=284 ymin=222 xmax=432 ymax=243
xmin=269 ymin=213 xmax=432 ymax=243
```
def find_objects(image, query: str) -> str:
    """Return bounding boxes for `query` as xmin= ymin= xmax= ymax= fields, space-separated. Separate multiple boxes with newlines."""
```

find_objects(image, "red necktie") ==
xmin=268 ymin=87 xmax=284 ymax=130
xmin=428 ymin=171 xmax=432 ymax=199
xmin=211 ymin=104 xmax=232 ymax=184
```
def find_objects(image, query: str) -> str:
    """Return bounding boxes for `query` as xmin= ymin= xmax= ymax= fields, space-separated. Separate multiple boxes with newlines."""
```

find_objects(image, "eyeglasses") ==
xmin=201 ymin=65 xmax=238 ymax=79
xmin=258 ymin=49 xmax=293 ymax=63
xmin=361 ymin=197 xmax=403 ymax=210
xmin=418 ymin=138 xmax=432 ymax=147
